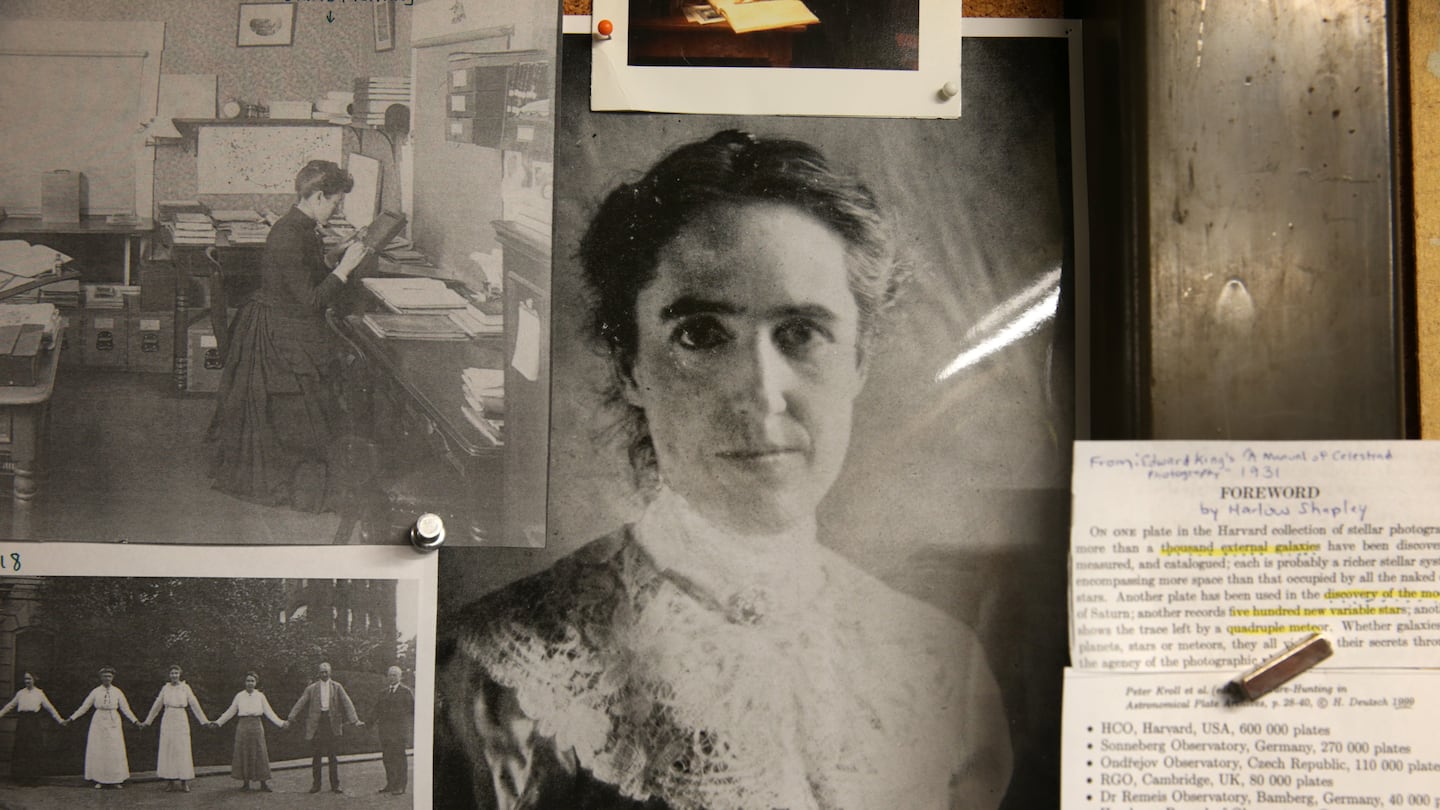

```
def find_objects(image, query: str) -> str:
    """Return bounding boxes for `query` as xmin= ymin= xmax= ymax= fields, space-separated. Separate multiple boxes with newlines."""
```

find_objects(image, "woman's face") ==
xmin=308 ymin=191 xmax=344 ymax=224
xmin=244 ymin=675 xmax=257 ymax=691
xmin=168 ymin=668 xmax=182 ymax=684
xmin=23 ymin=674 xmax=33 ymax=688
xmin=100 ymin=672 xmax=114 ymax=686
xmin=625 ymin=202 xmax=865 ymax=535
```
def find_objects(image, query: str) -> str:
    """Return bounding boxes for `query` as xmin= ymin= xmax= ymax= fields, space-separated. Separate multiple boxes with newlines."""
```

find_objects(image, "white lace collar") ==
xmin=633 ymin=487 xmax=829 ymax=622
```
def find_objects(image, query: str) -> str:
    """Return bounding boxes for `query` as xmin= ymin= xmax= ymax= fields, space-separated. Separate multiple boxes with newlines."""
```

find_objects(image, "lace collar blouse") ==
xmin=452 ymin=488 xmax=1012 ymax=810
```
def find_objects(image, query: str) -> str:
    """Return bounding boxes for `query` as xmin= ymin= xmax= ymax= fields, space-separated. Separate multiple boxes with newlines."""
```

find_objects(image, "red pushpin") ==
xmin=596 ymin=18 xmax=614 ymax=39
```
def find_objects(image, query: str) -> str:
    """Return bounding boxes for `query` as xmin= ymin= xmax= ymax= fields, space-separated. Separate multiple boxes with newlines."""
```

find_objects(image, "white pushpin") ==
xmin=411 ymin=513 xmax=446 ymax=550
xmin=938 ymin=81 xmax=959 ymax=101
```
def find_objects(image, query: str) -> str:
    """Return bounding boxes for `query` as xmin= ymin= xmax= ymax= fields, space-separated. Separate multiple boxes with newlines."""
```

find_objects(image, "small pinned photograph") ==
xmin=0 ymin=544 xmax=436 ymax=807
xmin=236 ymin=3 xmax=296 ymax=48
xmin=591 ymin=0 xmax=962 ymax=117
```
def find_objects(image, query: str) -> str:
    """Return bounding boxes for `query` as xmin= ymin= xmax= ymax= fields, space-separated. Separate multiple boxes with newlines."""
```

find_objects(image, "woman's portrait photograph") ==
xmin=437 ymin=28 xmax=1082 ymax=810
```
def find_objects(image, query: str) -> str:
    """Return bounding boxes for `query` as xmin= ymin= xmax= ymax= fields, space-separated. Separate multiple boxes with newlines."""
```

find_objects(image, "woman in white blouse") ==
xmin=0 ymin=672 xmax=63 ymax=783
xmin=210 ymin=672 xmax=288 ymax=792
xmin=64 ymin=667 xmax=140 ymax=789
xmin=439 ymin=132 xmax=1012 ymax=810
xmin=141 ymin=665 xmax=212 ymax=793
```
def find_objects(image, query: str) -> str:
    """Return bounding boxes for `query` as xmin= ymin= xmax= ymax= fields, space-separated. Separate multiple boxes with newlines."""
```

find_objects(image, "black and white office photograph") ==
xmin=0 ymin=0 xmax=558 ymax=546
xmin=0 ymin=542 xmax=437 ymax=807
xmin=436 ymin=24 xmax=1084 ymax=809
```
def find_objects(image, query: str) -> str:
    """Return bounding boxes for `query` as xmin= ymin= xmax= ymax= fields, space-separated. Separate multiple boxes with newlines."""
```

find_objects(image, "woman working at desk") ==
xmin=438 ymin=131 xmax=1012 ymax=809
xmin=210 ymin=159 xmax=370 ymax=512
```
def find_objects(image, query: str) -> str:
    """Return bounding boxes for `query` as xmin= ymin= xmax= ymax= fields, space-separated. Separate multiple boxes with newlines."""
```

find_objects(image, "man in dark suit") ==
xmin=374 ymin=665 xmax=415 ymax=795
xmin=288 ymin=662 xmax=362 ymax=794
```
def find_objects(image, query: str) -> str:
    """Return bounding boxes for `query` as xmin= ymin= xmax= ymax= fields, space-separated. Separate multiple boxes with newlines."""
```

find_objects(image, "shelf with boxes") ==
xmin=444 ymin=50 xmax=552 ymax=152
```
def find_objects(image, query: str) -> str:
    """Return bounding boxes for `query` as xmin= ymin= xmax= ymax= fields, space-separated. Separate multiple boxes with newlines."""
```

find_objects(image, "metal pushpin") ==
xmin=410 ymin=513 xmax=446 ymax=550
xmin=596 ymin=19 xmax=614 ymax=40
xmin=1222 ymin=633 xmax=1333 ymax=704
xmin=938 ymin=81 xmax=959 ymax=101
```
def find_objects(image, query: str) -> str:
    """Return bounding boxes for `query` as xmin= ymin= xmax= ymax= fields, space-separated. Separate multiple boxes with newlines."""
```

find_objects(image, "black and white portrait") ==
xmin=437 ymin=28 xmax=1082 ymax=809
xmin=0 ymin=0 xmax=557 ymax=547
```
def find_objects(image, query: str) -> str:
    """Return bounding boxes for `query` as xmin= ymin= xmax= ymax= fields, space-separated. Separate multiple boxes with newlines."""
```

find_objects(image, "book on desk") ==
xmin=0 ymin=303 xmax=61 ymax=386
xmin=360 ymin=277 xmax=503 ymax=340
xmin=704 ymin=0 xmax=819 ymax=34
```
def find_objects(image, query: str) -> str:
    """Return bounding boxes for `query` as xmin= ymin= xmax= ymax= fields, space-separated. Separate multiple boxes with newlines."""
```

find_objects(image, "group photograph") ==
xmin=0 ymin=574 xmax=421 ymax=807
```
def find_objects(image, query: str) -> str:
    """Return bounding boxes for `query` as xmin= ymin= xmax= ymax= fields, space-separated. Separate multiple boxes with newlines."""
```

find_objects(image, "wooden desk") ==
xmin=0 ymin=216 xmax=154 ymax=285
xmin=334 ymin=303 xmax=507 ymax=544
xmin=0 ymin=336 xmax=61 ymax=506
xmin=165 ymin=240 xmax=263 ymax=390
xmin=629 ymin=15 xmax=812 ymax=67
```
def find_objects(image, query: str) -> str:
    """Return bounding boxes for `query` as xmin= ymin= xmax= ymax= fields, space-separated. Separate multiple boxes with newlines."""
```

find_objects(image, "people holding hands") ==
xmin=140 ymin=665 xmax=211 ymax=793
xmin=65 ymin=667 xmax=140 ymax=790
xmin=210 ymin=671 xmax=287 ymax=792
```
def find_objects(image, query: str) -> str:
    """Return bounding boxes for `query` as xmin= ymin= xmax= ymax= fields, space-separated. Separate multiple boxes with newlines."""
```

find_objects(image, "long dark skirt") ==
xmin=11 ymin=711 xmax=50 ymax=779
xmin=208 ymin=301 xmax=339 ymax=512
xmin=231 ymin=717 xmax=272 ymax=781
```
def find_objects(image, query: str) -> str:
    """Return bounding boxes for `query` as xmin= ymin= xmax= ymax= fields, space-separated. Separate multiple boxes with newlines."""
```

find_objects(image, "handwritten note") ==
xmin=1071 ymin=441 xmax=1440 ymax=671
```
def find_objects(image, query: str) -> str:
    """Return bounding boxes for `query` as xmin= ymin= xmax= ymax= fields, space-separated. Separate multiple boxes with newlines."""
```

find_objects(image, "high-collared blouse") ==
xmin=443 ymin=488 xmax=1013 ymax=810
xmin=215 ymin=690 xmax=284 ymax=726
xmin=1 ymin=687 xmax=62 ymax=719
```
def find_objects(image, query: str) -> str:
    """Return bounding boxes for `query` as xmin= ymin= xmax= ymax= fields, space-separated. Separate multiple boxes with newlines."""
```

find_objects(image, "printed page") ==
xmin=1071 ymin=441 xmax=1440 ymax=671
xmin=1062 ymin=669 xmax=1440 ymax=810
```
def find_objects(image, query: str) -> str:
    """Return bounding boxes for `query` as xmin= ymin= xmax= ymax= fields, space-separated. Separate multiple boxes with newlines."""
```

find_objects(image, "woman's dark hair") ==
xmin=244 ymin=671 xmax=259 ymax=683
xmin=295 ymin=159 xmax=354 ymax=199
xmin=98 ymin=667 xmax=116 ymax=677
xmin=168 ymin=664 xmax=183 ymax=674
xmin=578 ymin=129 xmax=901 ymax=477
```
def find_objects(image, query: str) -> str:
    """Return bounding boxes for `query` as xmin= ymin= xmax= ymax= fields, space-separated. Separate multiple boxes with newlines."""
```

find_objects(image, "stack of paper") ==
xmin=0 ymin=302 xmax=61 ymax=347
xmin=707 ymin=0 xmax=819 ymax=33
xmin=210 ymin=210 xmax=269 ymax=245
xmin=165 ymin=213 xmax=216 ymax=245
xmin=38 ymin=277 xmax=80 ymax=308
xmin=362 ymin=312 xmax=471 ymax=341
xmin=362 ymin=277 xmax=469 ymax=313
xmin=461 ymin=367 xmax=504 ymax=443
xmin=353 ymin=77 xmax=410 ymax=127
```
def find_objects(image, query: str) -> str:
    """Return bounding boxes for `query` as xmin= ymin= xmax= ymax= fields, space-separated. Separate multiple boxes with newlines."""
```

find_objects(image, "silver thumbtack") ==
xmin=411 ymin=513 xmax=446 ymax=550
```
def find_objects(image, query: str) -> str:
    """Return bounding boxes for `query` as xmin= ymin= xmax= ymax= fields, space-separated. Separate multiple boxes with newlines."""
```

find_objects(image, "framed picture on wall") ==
xmin=236 ymin=3 xmax=295 ymax=47
xmin=375 ymin=1 xmax=397 ymax=52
